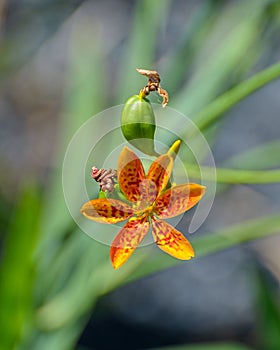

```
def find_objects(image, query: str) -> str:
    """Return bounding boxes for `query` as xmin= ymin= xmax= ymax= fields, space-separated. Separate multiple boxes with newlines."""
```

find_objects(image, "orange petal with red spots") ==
xmin=118 ymin=146 xmax=145 ymax=203
xmin=110 ymin=215 xmax=150 ymax=269
xmin=81 ymin=198 xmax=134 ymax=223
xmin=154 ymin=183 xmax=206 ymax=219
xmin=137 ymin=179 xmax=158 ymax=210
xmin=147 ymin=154 xmax=173 ymax=195
xmin=152 ymin=218 xmax=194 ymax=260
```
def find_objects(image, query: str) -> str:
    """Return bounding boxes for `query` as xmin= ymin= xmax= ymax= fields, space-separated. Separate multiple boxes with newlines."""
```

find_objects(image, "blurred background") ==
xmin=1 ymin=1 xmax=280 ymax=350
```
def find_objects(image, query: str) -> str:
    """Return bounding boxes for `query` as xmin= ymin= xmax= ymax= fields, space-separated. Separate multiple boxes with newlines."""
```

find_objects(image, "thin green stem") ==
xmin=193 ymin=61 xmax=280 ymax=131
xmin=126 ymin=214 xmax=280 ymax=284
xmin=186 ymin=165 xmax=280 ymax=184
xmin=195 ymin=213 xmax=280 ymax=257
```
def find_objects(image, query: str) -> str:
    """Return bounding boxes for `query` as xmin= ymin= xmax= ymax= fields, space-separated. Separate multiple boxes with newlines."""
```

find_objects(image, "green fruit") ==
xmin=121 ymin=95 xmax=158 ymax=156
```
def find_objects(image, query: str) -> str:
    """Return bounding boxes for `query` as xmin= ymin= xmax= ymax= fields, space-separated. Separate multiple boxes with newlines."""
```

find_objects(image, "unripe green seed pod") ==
xmin=121 ymin=94 xmax=159 ymax=156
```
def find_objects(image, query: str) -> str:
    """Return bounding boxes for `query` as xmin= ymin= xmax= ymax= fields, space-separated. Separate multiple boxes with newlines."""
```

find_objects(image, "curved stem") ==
xmin=185 ymin=165 xmax=280 ymax=184
xmin=125 ymin=214 xmax=280 ymax=284
xmin=193 ymin=61 xmax=280 ymax=131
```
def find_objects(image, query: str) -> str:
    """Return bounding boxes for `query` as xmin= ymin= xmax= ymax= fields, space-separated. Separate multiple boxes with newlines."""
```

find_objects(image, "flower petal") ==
xmin=110 ymin=215 xmax=150 ymax=269
xmin=167 ymin=140 xmax=181 ymax=159
xmin=154 ymin=183 xmax=206 ymax=219
xmin=81 ymin=198 xmax=134 ymax=223
xmin=137 ymin=179 xmax=158 ymax=210
xmin=152 ymin=218 xmax=194 ymax=260
xmin=118 ymin=146 xmax=145 ymax=202
xmin=147 ymin=154 xmax=173 ymax=195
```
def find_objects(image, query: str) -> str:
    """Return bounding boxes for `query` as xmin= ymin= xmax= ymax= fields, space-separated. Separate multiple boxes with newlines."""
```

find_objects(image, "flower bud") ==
xmin=167 ymin=140 xmax=181 ymax=160
xmin=121 ymin=94 xmax=159 ymax=156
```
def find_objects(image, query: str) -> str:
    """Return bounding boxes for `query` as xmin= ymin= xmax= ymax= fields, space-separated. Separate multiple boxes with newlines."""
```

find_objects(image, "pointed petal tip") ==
xmin=152 ymin=219 xmax=196 ymax=261
xmin=201 ymin=186 xmax=207 ymax=197
xmin=172 ymin=139 xmax=181 ymax=148
xmin=123 ymin=145 xmax=132 ymax=152
xmin=182 ymin=249 xmax=195 ymax=260
xmin=119 ymin=146 xmax=133 ymax=159
xmin=189 ymin=250 xmax=195 ymax=259
xmin=111 ymin=258 xmax=125 ymax=270
xmin=167 ymin=140 xmax=181 ymax=158
xmin=80 ymin=201 xmax=91 ymax=212
xmin=112 ymin=260 xmax=120 ymax=269
xmin=110 ymin=246 xmax=119 ymax=269
xmin=110 ymin=246 xmax=127 ymax=269
xmin=110 ymin=216 xmax=150 ymax=269
xmin=118 ymin=145 xmax=139 ymax=166
xmin=80 ymin=202 xmax=88 ymax=216
xmin=176 ymin=245 xmax=195 ymax=260
xmin=190 ymin=183 xmax=207 ymax=194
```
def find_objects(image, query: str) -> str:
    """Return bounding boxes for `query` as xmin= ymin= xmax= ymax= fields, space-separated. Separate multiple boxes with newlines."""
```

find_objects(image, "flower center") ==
xmin=134 ymin=202 xmax=155 ymax=218
xmin=132 ymin=179 xmax=158 ymax=217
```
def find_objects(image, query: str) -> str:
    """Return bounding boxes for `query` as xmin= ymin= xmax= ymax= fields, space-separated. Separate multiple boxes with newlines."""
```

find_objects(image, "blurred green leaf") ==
xmin=151 ymin=342 xmax=252 ymax=350
xmin=173 ymin=0 xmax=268 ymax=115
xmin=35 ymin=230 xmax=144 ymax=332
xmin=163 ymin=0 xmax=224 ymax=94
xmin=22 ymin=19 xmax=111 ymax=350
xmin=225 ymin=140 xmax=280 ymax=169
xmin=126 ymin=214 xmax=280 ymax=284
xmin=185 ymin=165 xmax=280 ymax=183
xmin=0 ymin=2 xmax=80 ymax=77
xmin=0 ymin=185 xmax=41 ymax=350
xmin=9 ymin=1 xmax=280 ymax=349
xmin=257 ymin=270 xmax=280 ymax=349
xmin=116 ymin=0 xmax=171 ymax=102
xmin=19 ymin=322 xmax=86 ymax=350
xmin=38 ymin=17 xmax=106 ymax=272
xmin=193 ymin=60 xmax=280 ymax=131
xmin=208 ymin=140 xmax=280 ymax=193
xmin=24 ymin=212 xmax=280 ymax=348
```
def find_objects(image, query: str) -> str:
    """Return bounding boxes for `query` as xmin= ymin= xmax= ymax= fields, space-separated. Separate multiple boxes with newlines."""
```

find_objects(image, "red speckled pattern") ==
xmin=152 ymin=217 xmax=194 ymax=260
xmin=137 ymin=179 xmax=158 ymax=210
xmin=118 ymin=147 xmax=145 ymax=203
xmin=80 ymin=198 xmax=134 ymax=223
xmin=154 ymin=183 xmax=206 ymax=219
xmin=147 ymin=154 xmax=173 ymax=196
xmin=81 ymin=144 xmax=206 ymax=268
xmin=110 ymin=215 xmax=150 ymax=269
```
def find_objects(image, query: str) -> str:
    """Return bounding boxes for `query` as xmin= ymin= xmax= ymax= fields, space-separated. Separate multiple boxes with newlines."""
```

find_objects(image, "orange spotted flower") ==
xmin=81 ymin=141 xmax=206 ymax=269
